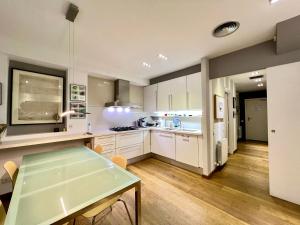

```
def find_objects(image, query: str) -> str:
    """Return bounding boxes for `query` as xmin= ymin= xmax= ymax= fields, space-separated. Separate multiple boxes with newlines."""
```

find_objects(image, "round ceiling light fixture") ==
xmin=213 ymin=21 xmax=240 ymax=38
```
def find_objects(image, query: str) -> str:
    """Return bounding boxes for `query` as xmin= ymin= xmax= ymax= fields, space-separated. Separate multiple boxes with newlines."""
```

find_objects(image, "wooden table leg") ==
xmin=135 ymin=181 xmax=141 ymax=225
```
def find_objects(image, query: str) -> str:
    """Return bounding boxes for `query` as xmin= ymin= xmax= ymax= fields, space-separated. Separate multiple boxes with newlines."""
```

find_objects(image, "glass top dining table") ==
xmin=5 ymin=146 xmax=141 ymax=225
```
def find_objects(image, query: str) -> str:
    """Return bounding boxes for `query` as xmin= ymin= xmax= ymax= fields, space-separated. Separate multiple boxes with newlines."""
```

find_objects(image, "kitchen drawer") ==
xmin=102 ymin=149 xmax=115 ymax=159
xmin=94 ymin=135 xmax=115 ymax=146
xmin=116 ymin=144 xmax=143 ymax=160
xmin=100 ymin=143 xmax=115 ymax=151
xmin=116 ymin=132 xmax=143 ymax=148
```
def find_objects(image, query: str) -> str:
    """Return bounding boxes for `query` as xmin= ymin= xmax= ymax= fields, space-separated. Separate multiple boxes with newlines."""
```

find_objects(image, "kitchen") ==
xmin=87 ymin=73 xmax=204 ymax=173
xmin=1 ymin=1 xmax=300 ymax=225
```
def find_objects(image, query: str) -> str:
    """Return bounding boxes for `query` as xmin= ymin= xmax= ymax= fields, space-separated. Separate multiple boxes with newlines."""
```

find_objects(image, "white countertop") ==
xmin=92 ymin=127 xmax=202 ymax=136
xmin=0 ymin=127 xmax=202 ymax=150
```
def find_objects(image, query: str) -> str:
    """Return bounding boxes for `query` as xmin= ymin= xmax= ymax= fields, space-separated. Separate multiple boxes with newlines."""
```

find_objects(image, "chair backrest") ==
xmin=3 ymin=161 xmax=18 ymax=187
xmin=94 ymin=145 xmax=104 ymax=154
xmin=111 ymin=155 xmax=127 ymax=169
xmin=0 ymin=200 xmax=6 ymax=225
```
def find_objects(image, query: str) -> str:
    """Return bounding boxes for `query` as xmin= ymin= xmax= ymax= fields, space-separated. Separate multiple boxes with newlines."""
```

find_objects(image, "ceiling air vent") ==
xmin=213 ymin=21 xmax=240 ymax=38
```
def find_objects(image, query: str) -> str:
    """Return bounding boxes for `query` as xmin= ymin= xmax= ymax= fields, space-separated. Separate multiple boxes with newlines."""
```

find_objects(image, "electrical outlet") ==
xmin=1 ymin=177 xmax=11 ymax=184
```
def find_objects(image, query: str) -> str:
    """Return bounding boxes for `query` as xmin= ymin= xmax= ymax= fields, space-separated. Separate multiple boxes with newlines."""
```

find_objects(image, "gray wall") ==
xmin=276 ymin=15 xmax=300 ymax=54
xmin=209 ymin=40 xmax=300 ymax=79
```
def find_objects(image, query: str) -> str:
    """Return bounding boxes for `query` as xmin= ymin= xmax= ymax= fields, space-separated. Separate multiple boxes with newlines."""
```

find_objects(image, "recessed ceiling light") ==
xmin=25 ymin=80 xmax=29 ymax=84
xmin=250 ymin=75 xmax=264 ymax=82
xmin=158 ymin=54 xmax=168 ymax=60
xmin=254 ymin=78 xmax=262 ymax=82
xmin=270 ymin=0 xmax=279 ymax=4
xmin=142 ymin=62 xmax=151 ymax=68
xmin=257 ymin=83 xmax=264 ymax=87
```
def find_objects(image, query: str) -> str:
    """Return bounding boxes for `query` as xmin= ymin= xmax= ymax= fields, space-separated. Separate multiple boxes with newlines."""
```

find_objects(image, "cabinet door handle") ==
xmin=271 ymin=129 xmax=276 ymax=133
xmin=159 ymin=134 xmax=173 ymax=138
xmin=182 ymin=138 xmax=189 ymax=142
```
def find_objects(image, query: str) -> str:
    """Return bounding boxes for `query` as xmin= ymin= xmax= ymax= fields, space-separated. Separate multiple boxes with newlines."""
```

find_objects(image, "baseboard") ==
xmin=128 ymin=153 xmax=153 ymax=165
xmin=152 ymin=154 xmax=203 ymax=175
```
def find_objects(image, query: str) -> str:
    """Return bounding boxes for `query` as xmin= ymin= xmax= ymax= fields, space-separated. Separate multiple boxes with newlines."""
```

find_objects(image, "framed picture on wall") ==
xmin=70 ymin=84 xmax=86 ymax=101
xmin=11 ymin=69 xmax=64 ymax=125
xmin=70 ymin=102 xmax=86 ymax=119
xmin=214 ymin=95 xmax=225 ymax=119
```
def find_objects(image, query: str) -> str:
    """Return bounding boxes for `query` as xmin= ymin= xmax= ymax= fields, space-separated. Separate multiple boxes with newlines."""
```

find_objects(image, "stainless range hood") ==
xmin=105 ymin=79 xmax=142 ymax=108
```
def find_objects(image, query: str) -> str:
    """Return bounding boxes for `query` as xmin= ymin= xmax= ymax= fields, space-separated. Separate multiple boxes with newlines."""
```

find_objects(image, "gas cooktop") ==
xmin=110 ymin=126 xmax=138 ymax=132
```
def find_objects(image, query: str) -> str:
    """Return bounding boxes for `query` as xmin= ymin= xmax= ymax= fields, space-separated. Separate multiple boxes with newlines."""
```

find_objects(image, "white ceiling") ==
xmin=0 ymin=0 xmax=300 ymax=84
xmin=231 ymin=70 xmax=267 ymax=92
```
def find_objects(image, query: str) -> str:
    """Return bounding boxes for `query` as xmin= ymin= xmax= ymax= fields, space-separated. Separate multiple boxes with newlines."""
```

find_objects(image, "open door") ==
xmin=267 ymin=62 xmax=300 ymax=205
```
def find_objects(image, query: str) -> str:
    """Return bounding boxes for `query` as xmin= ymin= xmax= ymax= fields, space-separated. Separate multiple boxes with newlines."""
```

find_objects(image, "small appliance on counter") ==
xmin=137 ymin=117 xmax=147 ymax=128
xmin=136 ymin=116 xmax=159 ymax=128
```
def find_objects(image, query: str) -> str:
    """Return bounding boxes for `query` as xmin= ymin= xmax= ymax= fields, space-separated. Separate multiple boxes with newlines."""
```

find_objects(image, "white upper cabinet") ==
xmin=187 ymin=72 xmax=202 ymax=110
xmin=144 ymin=84 xmax=157 ymax=112
xmin=157 ymin=80 xmax=172 ymax=111
xmin=146 ymin=73 xmax=201 ymax=112
xmin=157 ymin=77 xmax=187 ymax=111
xmin=170 ymin=76 xmax=187 ymax=111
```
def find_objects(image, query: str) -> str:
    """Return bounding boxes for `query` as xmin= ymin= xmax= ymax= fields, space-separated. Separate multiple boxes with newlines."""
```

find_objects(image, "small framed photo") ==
xmin=214 ymin=95 xmax=225 ymax=119
xmin=70 ymin=84 xmax=86 ymax=101
xmin=70 ymin=102 xmax=86 ymax=119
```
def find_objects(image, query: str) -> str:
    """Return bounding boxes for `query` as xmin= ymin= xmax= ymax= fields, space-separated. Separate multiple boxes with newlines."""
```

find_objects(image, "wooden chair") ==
xmin=0 ymin=200 xmax=6 ymax=225
xmin=111 ymin=155 xmax=127 ymax=169
xmin=80 ymin=155 xmax=133 ymax=225
xmin=3 ymin=161 xmax=18 ymax=188
xmin=94 ymin=145 xmax=104 ymax=154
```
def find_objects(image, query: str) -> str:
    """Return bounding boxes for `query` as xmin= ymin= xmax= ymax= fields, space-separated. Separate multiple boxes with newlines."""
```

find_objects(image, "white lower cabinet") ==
xmin=116 ymin=144 xmax=143 ymax=160
xmin=102 ymin=149 xmax=115 ymax=159
xmin=94 ymin=135 xmax=116 ymax=158
xmin=175 ymin=134 xmax=199 ymax=167
xmin=143 ymin=131 xmax=151 ymax=154
xmin=151 ymin=131 xmax=175 ymax=159
xmin=116 ymin=131 xmax=144 ymax=159
xmin=94 ymin=130 xmax=203 ymax=167
xmin=116 ymin=131 xmax=143 ymax=148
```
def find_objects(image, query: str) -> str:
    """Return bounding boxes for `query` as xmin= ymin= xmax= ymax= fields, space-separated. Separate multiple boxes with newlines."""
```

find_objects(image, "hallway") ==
xmin=211 ymin=141 xmax=270 ymax=200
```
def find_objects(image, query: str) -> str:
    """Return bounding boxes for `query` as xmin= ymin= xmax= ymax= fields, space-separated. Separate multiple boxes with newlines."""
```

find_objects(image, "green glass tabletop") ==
xmin=5 ymin=146 xmax=140 ymax=225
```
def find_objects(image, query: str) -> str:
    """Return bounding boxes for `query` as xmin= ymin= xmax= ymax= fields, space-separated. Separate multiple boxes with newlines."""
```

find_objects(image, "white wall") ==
xmin=87 ymin=76 xmax=146 ymax=131
xmin=228 ymin=80 xmax=237 ymax=153
xmin=208 ymin=76 xmax=237 ymax=172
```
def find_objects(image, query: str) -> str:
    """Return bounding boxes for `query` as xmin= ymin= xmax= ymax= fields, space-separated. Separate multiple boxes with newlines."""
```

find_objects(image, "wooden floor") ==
xmin=2 ymin=142 xmax=300 ymax=225
xmin=73 ymin=141 xmax=300 ymax=225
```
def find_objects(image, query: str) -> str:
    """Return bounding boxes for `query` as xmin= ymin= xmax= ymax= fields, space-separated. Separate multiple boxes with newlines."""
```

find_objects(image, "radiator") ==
xmin=216 ymin=138 xmax=228 ymax=166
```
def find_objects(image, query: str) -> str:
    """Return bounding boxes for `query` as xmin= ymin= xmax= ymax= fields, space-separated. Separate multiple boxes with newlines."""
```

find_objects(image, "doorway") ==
xmin=245 ymin=98 xmax=268 ymax=142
